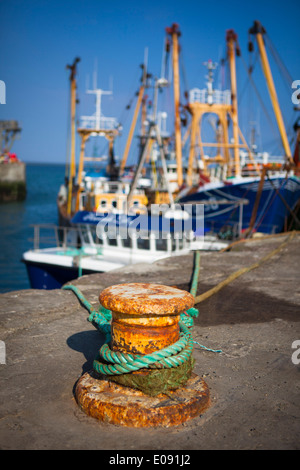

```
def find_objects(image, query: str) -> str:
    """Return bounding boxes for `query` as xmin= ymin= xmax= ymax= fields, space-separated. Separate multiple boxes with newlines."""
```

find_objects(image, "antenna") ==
xmin=203 ymin=60 xmax=217 ymax=105
xmin=144 ymin=47 xmax=149 ymax=74
xmin=93 ymin=58 xmax=98 ymax=89
xmin=160 ymin=38 xmax=166 ymax=80
xmin=109 ymin=75 xmax=113 ymax=98
xmin=85 ymin=74 xmax=90 ymax=92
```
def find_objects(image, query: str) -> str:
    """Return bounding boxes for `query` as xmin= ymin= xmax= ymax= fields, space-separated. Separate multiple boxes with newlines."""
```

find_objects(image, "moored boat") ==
xmin=22 ymin=210 xmax=228 ymax=290
xmin=171 ymin=22 xmax=300 ymax=235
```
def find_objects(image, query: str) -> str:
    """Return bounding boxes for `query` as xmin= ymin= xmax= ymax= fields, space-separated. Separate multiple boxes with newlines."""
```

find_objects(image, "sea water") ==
xmin=0 ymin=163 xmax=65 ymax=293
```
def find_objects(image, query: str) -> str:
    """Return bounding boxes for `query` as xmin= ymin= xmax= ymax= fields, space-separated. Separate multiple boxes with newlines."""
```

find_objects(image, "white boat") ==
xmin=22 ymin=212 xmax=228 ymax=289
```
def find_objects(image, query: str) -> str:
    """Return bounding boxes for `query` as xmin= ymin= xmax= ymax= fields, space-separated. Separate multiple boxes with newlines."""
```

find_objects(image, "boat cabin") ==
xmin=78 ymin=180 xmax=148 ymax=214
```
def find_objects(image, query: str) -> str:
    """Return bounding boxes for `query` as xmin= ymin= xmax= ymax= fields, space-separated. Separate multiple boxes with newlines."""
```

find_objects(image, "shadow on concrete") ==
xmin=194 ymin=284 xmax=299 ymax=327
xmin=67 ymin=329 xmax=106 ymax=398
xmin=67 ymin=329 xmax=106 ymax=374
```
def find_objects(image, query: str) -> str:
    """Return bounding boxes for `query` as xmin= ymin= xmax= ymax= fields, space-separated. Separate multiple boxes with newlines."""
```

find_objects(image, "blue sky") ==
xmin=0 ymin=0 xmax=299 ymax=165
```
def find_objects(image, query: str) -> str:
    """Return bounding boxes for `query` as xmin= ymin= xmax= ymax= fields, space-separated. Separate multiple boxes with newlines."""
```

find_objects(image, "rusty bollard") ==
xmin=75 ymin=283 xmax=210 ymax=427
xmin=102 ymin=283 xmax=194 ymax=355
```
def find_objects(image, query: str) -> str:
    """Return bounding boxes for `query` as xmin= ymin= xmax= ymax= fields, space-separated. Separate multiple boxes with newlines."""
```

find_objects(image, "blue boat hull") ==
xmin=24 ymin=260 xmax=96 ymax=290
xmin=178 ymin=175 xmax=300 ymax=234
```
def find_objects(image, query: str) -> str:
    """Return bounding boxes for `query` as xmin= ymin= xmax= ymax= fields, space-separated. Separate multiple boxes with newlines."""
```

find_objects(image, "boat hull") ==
xmin=178 ymin=175 xmax=300 ymax=234
xmin=23 ymin=259 xmax=97 ymax=290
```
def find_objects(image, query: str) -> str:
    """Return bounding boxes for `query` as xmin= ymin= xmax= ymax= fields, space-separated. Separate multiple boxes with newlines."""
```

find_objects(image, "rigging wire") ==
xmin=263 ymin=33 xmax=299 ymax=149
xmin=117 ymin=70 xmax=143 ymax=128
xmin=264 ymin=34 xmax=294 ymax=87
xmin=249 ymin=28 xmax=298 ymax=154
xmin=179 ymin=43 xmax=189 ymax=104
xmin=112 ymin=66 xmax=147 ymax=163
xmin=239 ymin=53 xmax=280 ymax=141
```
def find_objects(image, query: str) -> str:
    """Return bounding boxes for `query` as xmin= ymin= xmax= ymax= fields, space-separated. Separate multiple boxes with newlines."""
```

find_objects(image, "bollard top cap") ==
xmin=99 ymin=283 xmax=195 ymax=315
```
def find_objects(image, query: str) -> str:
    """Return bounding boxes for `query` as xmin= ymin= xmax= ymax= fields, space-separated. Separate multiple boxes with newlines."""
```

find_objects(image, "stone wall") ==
xmin=0 ymin=162 xmax=26 ymax=201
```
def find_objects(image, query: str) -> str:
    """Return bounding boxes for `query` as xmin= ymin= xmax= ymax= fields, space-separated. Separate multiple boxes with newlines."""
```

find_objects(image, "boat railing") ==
xmin=189 ymin=87 xmax=231 ymax=105
xmin=79 ymin=115 xmax=118 ymax=131
xmin=240 ymin=151 xmax=286 ymax=176
xmin=29 ymin=224 xmax=80 ymax=251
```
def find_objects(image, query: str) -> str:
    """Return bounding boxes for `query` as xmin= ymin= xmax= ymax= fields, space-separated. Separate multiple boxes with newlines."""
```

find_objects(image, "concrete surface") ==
xmin=0 ymin=233 xmax=299 ymax=450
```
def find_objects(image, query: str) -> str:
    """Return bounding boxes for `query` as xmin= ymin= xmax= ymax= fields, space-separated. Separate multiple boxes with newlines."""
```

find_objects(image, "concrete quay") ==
xmin=0 ymin=233 xmax=299 ymax=449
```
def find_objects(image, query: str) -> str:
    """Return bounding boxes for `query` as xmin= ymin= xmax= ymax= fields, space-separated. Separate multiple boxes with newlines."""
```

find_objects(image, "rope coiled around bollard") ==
xmin=63 ymin=283 xmax=198 ymax=376
xmin=62 ymin=251 xmax=222 ymax=394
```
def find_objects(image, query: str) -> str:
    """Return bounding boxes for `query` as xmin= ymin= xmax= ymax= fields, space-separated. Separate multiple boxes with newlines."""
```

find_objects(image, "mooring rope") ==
xmin=63 ymin=231 xmax=295 ymax=384
xmin=193 ymin=231 xmax=296 ymax=305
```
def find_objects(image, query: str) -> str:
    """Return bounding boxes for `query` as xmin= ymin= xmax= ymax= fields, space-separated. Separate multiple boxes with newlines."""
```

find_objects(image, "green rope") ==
xmin=189 ymin=251 xmax=222 ymax=354
xmin=190 ymin=250 xmax=201 ymax=298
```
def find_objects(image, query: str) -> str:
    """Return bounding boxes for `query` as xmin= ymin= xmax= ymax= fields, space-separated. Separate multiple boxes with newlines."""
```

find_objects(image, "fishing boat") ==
xmin=170 ymin=22 xmax=300 ymax=235
xmin=22 ymin=209 xmax=229 ymax=290
xmin=58 ymin=22 xmax=300 ymax=237
xmin=25 ymin=21 xmax=300 ymax=291
xmin=57 ymin=58 xmax=149 ymax=226
xmin=177 ymin=173 xmax=300 ymax=235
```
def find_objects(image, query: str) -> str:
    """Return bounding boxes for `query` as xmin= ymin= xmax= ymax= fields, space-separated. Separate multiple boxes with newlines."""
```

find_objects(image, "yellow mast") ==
xmin=119 ymin=61 xmax=148 ymax=176
xmin=249 ymin=21 xmax=293 ymax=165
xmin=166 ymin=23 xmax=183 ymax=187
xmin=75 ymin=131 xmax=89 ymax=211
xmin=226 ymin=30 xmax=241 ymax=177
xmin=66 ymin=57 xmax=80 ymax=216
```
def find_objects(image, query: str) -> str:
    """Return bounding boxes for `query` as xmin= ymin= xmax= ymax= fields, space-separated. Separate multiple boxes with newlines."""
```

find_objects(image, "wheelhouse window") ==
xmin=178 ymin=237 xmax=184 ymax=250
xmin=79 ymin=226 xmax=90 ymax=244
xmin=171 ymin=235 xmax=177 ymax=251
xmin=110 ymin=183 xmax=119 ymax=193
xmin=90 ymin=226 xmax=103 ymax=245
xmin=108 ymin=237 xmax=118 ymax=246
xmin=121 ymin=237 xmax=132 ymax=248
xmin=156 ymin=238 xmax=167 ymax=251
xmin=137 ymin=238 xmax=150 ymax=250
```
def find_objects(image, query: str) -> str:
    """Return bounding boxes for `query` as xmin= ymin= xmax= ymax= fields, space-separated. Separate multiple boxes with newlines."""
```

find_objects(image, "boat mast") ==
xmin=166 ymin=23 xmax=183 ymax=187
xmin=226 ymin=30 xmax=241 ymax=177
xmin=75 ymin=79 xmax=120 ymax=211
xmin=249 ymin=21 xmax=293 ymax=165
xmin=119 ymin=50 xmax=149 ymax=176
xmin=66 ymin=57 xmax=80 ymax=216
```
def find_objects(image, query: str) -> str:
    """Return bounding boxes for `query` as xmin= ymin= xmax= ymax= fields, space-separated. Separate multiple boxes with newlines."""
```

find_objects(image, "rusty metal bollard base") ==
xmin=75 ymin=370 xmax=210 ymax=427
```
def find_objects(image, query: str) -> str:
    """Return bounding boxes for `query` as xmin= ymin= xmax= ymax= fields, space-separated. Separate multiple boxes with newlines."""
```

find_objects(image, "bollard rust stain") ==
xmin=111 ymin=319 xmax=180 ymax=355
xmin=75 ymin=371 xmax=210 ymax=428
xmin=99 ymin=283 xmax=195 ymax=315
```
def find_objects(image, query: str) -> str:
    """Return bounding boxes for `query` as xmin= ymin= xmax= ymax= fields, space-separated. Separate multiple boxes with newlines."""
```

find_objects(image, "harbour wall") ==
xmin=0 ymin=162 xmax=26 ymax=201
